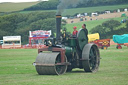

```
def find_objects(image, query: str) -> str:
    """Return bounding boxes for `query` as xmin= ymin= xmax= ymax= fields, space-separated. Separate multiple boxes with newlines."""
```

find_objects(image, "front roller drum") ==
xmin=35 ymin=52 xmax=67 ymax=75
xmin=82 ymin=44 xmax=100 ymax=72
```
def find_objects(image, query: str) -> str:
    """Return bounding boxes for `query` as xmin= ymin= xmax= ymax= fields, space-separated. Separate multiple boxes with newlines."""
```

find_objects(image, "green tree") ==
xmin=90 ymin=25 xmax=107 ymax=39
xmin=0 ymin=12 xmax=56 ymax=44
xmin=102 ymin=20 xmax=121 ymax=32
xmin=24 ymin=0 xmax=59 ymax=10
xmin=24 ymin=0 xmax=128 ymax=11
xmin=90 ymin=20 xmax=122 ymax=39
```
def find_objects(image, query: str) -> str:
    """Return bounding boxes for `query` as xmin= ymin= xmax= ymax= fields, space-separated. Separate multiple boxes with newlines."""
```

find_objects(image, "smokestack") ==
xmin=56 ymin=0 xmax=84 ymax=15
xmin=56 ymin=15 xmax=61 ymax=40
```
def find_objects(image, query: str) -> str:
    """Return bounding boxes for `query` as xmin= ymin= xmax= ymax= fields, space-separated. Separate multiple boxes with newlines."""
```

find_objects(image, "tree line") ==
xmin=0 ymin=12 xmax=56 ymax=44
xmin=90 ymin=20 xmax=128 ymax=39
xmin=24 ymin=0 xmax=128 ymax=11
xmin=24 ymin=0 xmax=59 ymax=11
xmin=0 ymin=11 xmax=128 ymax=44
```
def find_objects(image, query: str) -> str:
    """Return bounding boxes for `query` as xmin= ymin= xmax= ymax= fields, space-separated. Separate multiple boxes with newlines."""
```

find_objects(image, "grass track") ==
xmin=0 ymin=45 xmax=128 ymax=85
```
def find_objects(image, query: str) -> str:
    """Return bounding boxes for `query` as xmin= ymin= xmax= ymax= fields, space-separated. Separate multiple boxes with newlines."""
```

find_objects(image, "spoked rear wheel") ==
xmin=82 ymin=44 xmax=100 ymax=72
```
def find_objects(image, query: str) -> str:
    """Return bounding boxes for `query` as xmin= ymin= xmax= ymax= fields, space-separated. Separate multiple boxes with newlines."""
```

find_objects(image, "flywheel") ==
xmin=34 ymin=52 xmax=67 ymax=75
xmin=82 ymin=44 xmax=100 ymax=72
xmin=77 ymin=29 xmax=88 ymax=51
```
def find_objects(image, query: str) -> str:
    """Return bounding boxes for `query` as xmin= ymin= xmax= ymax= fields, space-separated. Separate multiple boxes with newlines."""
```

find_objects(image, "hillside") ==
xmin=65 ymin=17 xmax=127 ymax=34
xmin=0 ymin=2 xmax=39 ymax=12
xmin=24 ymin=0 xmax=128 ymax=11
xmin=66 ymin=11 xmax=128 ymax=24
xmin=0 ymin=2 xmax=128 ymax=17
xmin=0 ymin=2 xmax=128 ymax=43
xmin=62 ymin=4 xmax=128 ymax=16
xmin=19 ymin=4 xmax=128 ymax=17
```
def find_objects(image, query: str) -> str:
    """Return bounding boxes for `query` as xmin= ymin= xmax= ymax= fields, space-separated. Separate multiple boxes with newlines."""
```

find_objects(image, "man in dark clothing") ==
xmin=82 ymin=24 xmax=88 ymax=42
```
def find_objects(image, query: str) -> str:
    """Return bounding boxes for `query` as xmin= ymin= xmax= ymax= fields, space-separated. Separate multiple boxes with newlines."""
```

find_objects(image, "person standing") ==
xmin=82 ymin=24 xmax=88 ymax=34
xmin=72 ymin=26 xmax=78 ymax=37
xmin=82 ymin=24 xmax=88 ymax=41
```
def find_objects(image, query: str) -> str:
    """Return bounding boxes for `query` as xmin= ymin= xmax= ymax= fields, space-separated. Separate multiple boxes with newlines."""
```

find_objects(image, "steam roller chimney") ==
xmin=56 ymin=15 xmax=61 ymax=40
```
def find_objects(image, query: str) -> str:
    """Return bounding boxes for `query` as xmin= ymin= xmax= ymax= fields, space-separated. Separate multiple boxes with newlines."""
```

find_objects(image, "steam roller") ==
xmin=33 ymin=15 xmax=100 ymax=75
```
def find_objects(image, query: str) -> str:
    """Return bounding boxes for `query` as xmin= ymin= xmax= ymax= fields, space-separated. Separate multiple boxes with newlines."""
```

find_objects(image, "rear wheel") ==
xmin=82 ymin=44 xmax=100 ymax=72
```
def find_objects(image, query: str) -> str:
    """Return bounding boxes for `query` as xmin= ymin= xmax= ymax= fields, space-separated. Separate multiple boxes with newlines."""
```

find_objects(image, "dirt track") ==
xmin=66 ymin=11 xmax=128 ymax=24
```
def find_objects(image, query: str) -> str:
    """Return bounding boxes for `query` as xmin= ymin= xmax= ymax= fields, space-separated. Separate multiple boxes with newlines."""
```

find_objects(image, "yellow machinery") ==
xmin=88 ymin=33 xmax=100 ymax=42
xmin=88 ymin=33 xmax=110 ymax=49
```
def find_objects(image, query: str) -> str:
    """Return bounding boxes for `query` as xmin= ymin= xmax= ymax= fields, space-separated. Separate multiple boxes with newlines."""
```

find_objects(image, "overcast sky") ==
xmin=0 ymin=0 xmax=48 ymax=3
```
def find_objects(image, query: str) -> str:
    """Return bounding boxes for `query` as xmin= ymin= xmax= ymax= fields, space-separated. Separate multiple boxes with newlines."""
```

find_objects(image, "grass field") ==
xmin=0 ymin=2 xmax=39 ymax=12
xmin=0 ymin=45 xmax=128 ymax=85
xmin=62 ymin=4 xmax=128 ymax=16
xmin=65 ymin=17 xmax=126 ymax=33
xmin=0 ymin=2 xmax=128 ymax=17
xmin=19 ymin=4 xmax=128 ymax=16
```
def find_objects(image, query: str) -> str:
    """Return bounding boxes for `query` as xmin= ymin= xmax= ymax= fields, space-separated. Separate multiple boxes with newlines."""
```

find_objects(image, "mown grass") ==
xmin=0 ymin=45 xmax=128 ymax=85
xmin=0 ymin=2 xmax=39 ymax=12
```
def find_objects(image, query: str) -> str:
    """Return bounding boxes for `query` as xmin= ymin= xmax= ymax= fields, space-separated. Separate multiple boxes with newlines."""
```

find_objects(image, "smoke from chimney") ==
xmin=56 ymin=0 xmax=84 ymax=15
